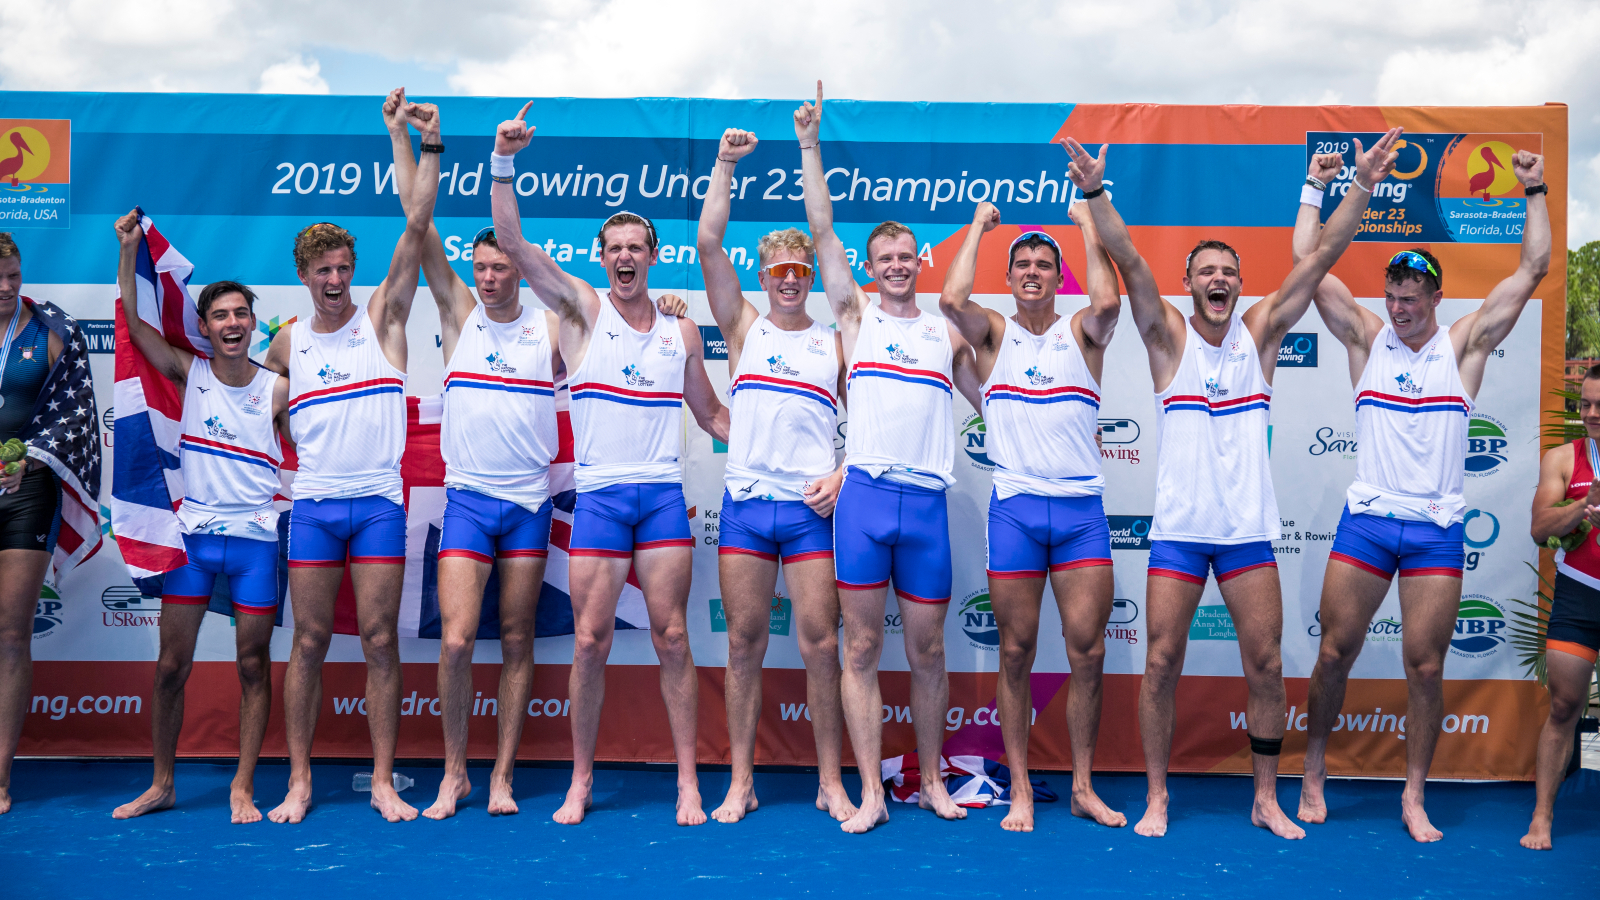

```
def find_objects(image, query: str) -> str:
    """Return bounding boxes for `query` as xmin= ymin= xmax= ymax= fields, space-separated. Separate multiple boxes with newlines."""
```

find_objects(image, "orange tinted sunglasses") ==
xmin=763 ymin=262 xmax=814 ymax=279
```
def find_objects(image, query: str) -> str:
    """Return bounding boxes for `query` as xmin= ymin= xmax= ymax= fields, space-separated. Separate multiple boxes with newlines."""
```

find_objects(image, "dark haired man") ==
xmin=261 ymin=90 xmax=441 ymax=824
xmin=491 ymin=102 xmax=729 ymax=826
xmin=1295 ymin=148 xmax=1549 ymax=842
xmin=797 ymin=83 xmax=987 ymax=832
xmin=109 ymin=210 xmax=290 ymax=823
xmin=1065 ymin=130 xmax=1401 ymax=839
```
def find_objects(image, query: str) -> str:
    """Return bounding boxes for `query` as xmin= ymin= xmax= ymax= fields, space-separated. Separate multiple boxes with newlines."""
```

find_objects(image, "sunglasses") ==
xmin=472 ymin=226 xmax=496 ymax=245
xmin=600 ymin=210 xmax=658 ymax=248
xmin=1389 ymin=250 xmax=1439 ymax=278
xmin=1008 ymin=231 xmax=1061 ymax=255
xmin=764 ymin=261 xmax=814 ymax=279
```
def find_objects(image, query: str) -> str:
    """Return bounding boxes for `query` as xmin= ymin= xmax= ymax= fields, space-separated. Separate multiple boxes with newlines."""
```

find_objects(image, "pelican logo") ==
xmin=1024 ymin=366 xmax=1054 ymax=386
xmin=0 ymin=118 xmax=71 ymax=228
xmin=621 ymin=364 xmax=654 ymax=387
xmin=1464 ymin=141 xmax=1519 ymax=201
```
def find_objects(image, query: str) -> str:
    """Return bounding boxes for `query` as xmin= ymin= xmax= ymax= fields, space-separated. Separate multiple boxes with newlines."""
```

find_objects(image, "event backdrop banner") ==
xmin=1 ymin=93 xmax=1568 ymax=779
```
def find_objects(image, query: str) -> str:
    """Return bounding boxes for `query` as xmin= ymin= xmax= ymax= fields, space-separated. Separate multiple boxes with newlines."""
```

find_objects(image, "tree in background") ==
xmin=1568 ymin=240 xmax=1600 ymax=360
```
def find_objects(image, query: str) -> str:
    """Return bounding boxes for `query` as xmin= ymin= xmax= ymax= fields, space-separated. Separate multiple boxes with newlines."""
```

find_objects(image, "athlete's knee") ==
xmin=236 ymin=650 xmax=270 ymax=688
xmin=1142 ymin=644 xmax=1184 ymax=681
xmin=291 ymin=621 xmax=332 ymax=657
xmin=358 ymin=625 xmax=399 ymax=660
xmin=1548 ymin=688 xmax=1584 ymax=725
xmin=998 ymin=642 xmax=1033 ymax=680
xmin=903 ymin=630 xmax=946 ymax=669
xmin=440 ymin=631 xmax=475 ymax=667
xmin=1241 ymin=646 xmax=1284 ymax=683
xmin=497 ymin=626 xmax=534 ymax=662
xmin=154 ymin=654 xmax=193 ymax=692
xmin=797 ymin=630 xmax=839 ymax=666
xmin=1315 ymin=634 xmax=1362 ymax=672
xmin=1402 ymin=652 xmax=1444 ymax=686
xmin=842 ymin=632 xmax=882 ymax=674
xmin=0 ymin=620 xmax=30 ymax=659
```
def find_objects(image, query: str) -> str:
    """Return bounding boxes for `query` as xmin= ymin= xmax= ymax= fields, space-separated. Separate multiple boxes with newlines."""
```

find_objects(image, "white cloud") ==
xmin=259 ymin=54 xmax=328 ymax=94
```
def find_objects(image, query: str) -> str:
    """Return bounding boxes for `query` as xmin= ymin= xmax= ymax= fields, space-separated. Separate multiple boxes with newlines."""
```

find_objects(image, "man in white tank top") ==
xmin=944 ymin=200 xmax=1129 ymax=834
xmin=798 ymin=85 xmax=989 ymax=833
xmin=491 ymin=103 xmax=729 ymax=827
xmin=1296 ymin=149 xmax=1550 ymax=842
xmin=698 ymin=125 xmax=853 ymax=825
xmin=1065 ymin=133 xmax=1402 ymax=840
xmin=260 ymin=92 xmax=442 ymax=825
xmin=110 ymin=212 xmax=291 ymax=824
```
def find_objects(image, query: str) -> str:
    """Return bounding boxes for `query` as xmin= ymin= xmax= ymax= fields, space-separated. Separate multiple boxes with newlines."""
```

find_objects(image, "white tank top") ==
xmin=981 ymin=317 xmax=1103 ymax=499
xmin=1152 ymin=317 xmax=1278 ymax=543
xmin=177 ymin=357 xmax=283 ymax=541
xmin=725 ymin=316 xmax=839 ymax=502
xmin=844 ymin=305 xmax=956 ymax=490
xmin=569 ymin=299 xmax=686 ymax=492
xmin=1347 ymin=324 xmax=1473 ymax=526
xmin=441 ymin=304 xmax=558 ymax=512
xmin=287 ymin=306 xmax=406 ymax=505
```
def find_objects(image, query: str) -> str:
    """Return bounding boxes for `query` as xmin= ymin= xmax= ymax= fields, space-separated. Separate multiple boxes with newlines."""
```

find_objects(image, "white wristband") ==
xmin=490 ymin=153 xmax=515 ymax=178
xmin=1300 ymin=184 xmax=1326 ymax=207
xmin=1351 ymin=176 xmax=1373 ymax=193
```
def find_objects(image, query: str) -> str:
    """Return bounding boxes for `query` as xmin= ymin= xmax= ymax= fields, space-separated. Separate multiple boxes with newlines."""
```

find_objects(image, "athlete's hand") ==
xmin=794 ymin=80 xmax=823 ymax=145
xmin=0 ymin=457 xmax=27 ymax=495
xmin=114 ymin=209 xmax=144 ymax=248
xmin=802 ymin=466 xmax=844 ymax=519
xmin=1352 ymin=127 xmax=1403 ymax=191
xmin=1067 ymin=199 xmax=1091 ymax=227
xmin=1061 ymin=138 xmax=1107 ymax=193
xmin=1309 ymin=152 xmax=1343 ymax=185
xmin=973 ymin=201 xmax=1000 ymax=233
xmin=382 ymin=87 xmax=409 ymax=134
xmin=495 ymin=102 xmax=536 ymax=156
xmin=1513 ymin=150 xmax=1545 ymax=188
xmin=719 ymin=129 xmax=759 ymax=163
xmin=655 ymin=293 xmax=689 ymax=317
xmin=405 ymin=101 xmax=441 ymax=139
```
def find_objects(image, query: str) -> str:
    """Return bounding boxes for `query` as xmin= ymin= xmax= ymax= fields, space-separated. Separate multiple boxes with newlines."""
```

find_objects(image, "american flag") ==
xmin=15 ymin=297 xmax=103 ymax=577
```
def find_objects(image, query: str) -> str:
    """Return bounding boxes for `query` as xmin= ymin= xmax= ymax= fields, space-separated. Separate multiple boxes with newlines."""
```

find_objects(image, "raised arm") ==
xmin=679 ymin=317 xmax=730 ymax=443
xmin=489 ymin=102 xmax=598 ymax=332
xmin=367 ymin=101 xmax=441 ymax=367
xmin=797 ymin=82 xmax=866 ymax=353
xmin=938 ymin=202 xmax=1006 ymax=367
xmin=696 ymin=128 xmax=762 ymax=358
xmin=1249 ymin=152 xmax=1350 ymax=353
xmin=113 ymin=209 xmax=191 ymax=385
xmin=1452 ymin=151 xmax=1551 ymax=396
xmin=1069 ymin=200 xmax=1120 ymax=352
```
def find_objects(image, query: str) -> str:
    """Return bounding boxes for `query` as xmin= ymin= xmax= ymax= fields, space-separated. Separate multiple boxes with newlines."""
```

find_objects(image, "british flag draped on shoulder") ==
xmin=14 ymin=297 xmax=102 ymax=578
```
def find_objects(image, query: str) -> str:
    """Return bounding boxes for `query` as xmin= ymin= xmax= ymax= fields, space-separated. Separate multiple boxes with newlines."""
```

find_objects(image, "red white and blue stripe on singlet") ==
xmin=730 ymin=373 xmax=837 ymax=413
xmin=444 ymin=371 xmax=556 ymax=398
xmin=177 ymin=434 xmax=280 ymax=472
xmin=570 ymin=381 xmax=684 ymax=409
xmin=847 ymin=361 xmax=952 ymax=395
xmin=983 ymin=382 xmax=1100 ymax=408
xmin=288 ymin=376 xmax=405 ymax=415
xmin=1162 ymin=391 xmax=1270 ymax=416
xmin=1354 ymin=389 xmax=1471 ymax=416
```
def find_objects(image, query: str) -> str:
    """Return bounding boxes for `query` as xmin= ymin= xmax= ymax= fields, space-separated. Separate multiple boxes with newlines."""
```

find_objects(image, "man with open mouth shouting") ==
xmin=1064 ymin=128 xmax=1401 ymax=840
xmin=491 ymin=102 xmax=729 ymax=827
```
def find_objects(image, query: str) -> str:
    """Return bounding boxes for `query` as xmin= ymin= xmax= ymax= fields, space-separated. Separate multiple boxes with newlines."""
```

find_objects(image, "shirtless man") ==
xmin=110 ymin=211 xmax=291 ymax=824
xmin=490 ymin=102 xmax=729 ymax=826
xmin=697 ymin=124 xmax=851 ymax=824
xmin=942 ymin=200 xmax=1127 ymax=833
xmin=1063 ymin=131 xmax=1401 ymax=838
xmin=263 ymin=90 xmax=441 ymax=824
xmin=798 ymin=84 xmax=987 ymax=833
xmin=1295 ymin=148 xmax=1549 ymax=842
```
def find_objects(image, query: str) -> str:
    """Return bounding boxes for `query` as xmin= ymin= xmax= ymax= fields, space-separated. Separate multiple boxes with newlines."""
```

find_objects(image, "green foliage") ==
xmin=1569 ymin=241 xmax=1600 ymax=360
xmin=1542 ymin=386 xmax=1586 ymax=449
xmin=1508 ymin=565 xmax=1600 ymax=714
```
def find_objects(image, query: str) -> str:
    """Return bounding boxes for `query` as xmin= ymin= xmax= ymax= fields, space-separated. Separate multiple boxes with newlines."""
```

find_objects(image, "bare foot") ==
xmin=1134 ymin=794 xmax=1168 ymax=837
xmin=422 ymin=773 xmax=471 ymax=821
xmin=1251 ymin=796 xmax=1305 ymax=839
xmin=817 ymin=784 xmax=858 ymax=822
xmin=1520 ymin=814 xmax=1553 ymax=850
xmin=553 ymin=782 xmax=591 ymax=825
xmin=1297 ymin=766 xmax=1328 ymax=824
xmin=918 ymin=778 xmax=968 ymax=821
xmin=267 ymin=782 xmax=312 ymax=824
xmin=0 ymin=786 xmax=11 ymax=815
xmin=711 ymin=781 xmax=758 ymax=823
xmin=1072 ymin=786 xmax=1128 ymax=828
xmin=487 ymin=773 xmax=518 ymax=816
xmin=370 ymin=781 xmax=419 ymax=823
xmin=1401 ymin=794 xmax=1442 ymax=843
xmin=112 ymin=784 xmax=175 ymax=819
xmin=1002 ymin=792 xmax=1033 ymax=832
xmin=230 ymin=783 xmax=261 ymax=824
xmin=677 ymin=782 xmax=707 ymax=826
xmin=840 ymin=796 xmax=889 ymax=834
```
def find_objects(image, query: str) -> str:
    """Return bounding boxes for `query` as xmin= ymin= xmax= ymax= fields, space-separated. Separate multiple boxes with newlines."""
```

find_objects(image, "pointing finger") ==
xmin=816 ymin=80 xmax=824 ymax=108
xmin=515 ymin=100 xmax=533 ymax=123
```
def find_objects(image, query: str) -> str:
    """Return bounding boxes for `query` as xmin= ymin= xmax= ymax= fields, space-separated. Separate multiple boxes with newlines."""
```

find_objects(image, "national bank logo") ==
xmin=1107 ymin=515 xmax=1152 ymax=551
xmin=1465 ymin=413 xmax=1509 ymax=477
xmin=958 ymin=414 xmax=992 ymax=469
xmin=1277 ymin=333 xmax=1318 ymax=367
xmin=958 ymin=590 xmax=997 ymax=649
xmin=1449 ymin=594 xmax=1507 ymax=659
xmin=0 ymin=118 xmax=71 ymax=229
xmin=33 ymin=584 xmax=63 ymax=638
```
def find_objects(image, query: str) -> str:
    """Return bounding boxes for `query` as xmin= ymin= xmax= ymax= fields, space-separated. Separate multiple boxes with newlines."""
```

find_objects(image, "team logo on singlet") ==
xmin=1394 ymin=372 xmax=1423 ymax=395
xmin=1050 ymin=331 xmax=1071 ymax=351
xmin=886 ymin=343 xmax=919 ymax=364
xmin=658 ymin=334 xmax=678 ymax=357
xmin=347 ymin=325 xmax=366 ymax=348
xmin=241 ymin=393 xmax=265 ymax=416
xmin=317 ymin=365 xmax=351 ymax=385
xmin=203 ymin=415 xmax=237 ymax=441
xmin=20 ymin=346 xmax=33 ymax=360
xmin=518 ymin=326 xmax=541 ymax=346
xmin=1425 ymin=341 xmax=1444 ymax=362
xmin=249 ymin=511 xmax=272 ymax=532
xmin=1227 ymin=338 xmax=1247 ymax=363
xmin=1204 ymin=377 xmax=1229 ymax=399
xmin=621 ymin=364 xmax=655 ymax=387
xmin=806 ymin=336 xmax=828 ymax=355
xmin=920 ymin=323 xmax=943 ymax=342
xmin=766 ymin=354 xmax=800 ymax=376
xmin=485 ymin=351 xmax=517 ymax=374
xmin=1025 ymin=366 xmax=1054 ymax=386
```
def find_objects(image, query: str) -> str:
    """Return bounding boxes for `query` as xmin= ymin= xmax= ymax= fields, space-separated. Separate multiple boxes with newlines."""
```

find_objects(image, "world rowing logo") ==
xmin=485 ymin=351 xmax=517 ymax=374
xmin=622 ymin=364 xmax=655 ymax=387
xmin=766 ymin=354 xmax=799 ymax=376
xmin=202 ymin=415 xmax=236 ymax=440
xmin=886 ymin=343 xmax=918 ymax=364
xmin=1024 ymin=366 xmax=1054 ymax=386
xmin=1394 ymin=372 xmax=1423 ymax=395
xmin=317 ymin=365 xmax=350 ymax=385
xmin=1204 ymin=377 xmax=1228 ymax=399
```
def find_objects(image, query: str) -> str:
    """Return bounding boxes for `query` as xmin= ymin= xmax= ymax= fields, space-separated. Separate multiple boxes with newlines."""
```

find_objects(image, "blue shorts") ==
xmin=439 ymin=488 xmax=552 ymax=564
xmin=833 ymin=467 xmax=951 ymax=604
xmin=1328 ymin=506 xmax=1464 ymax=580
xmin=718 ymin=491 xmax=833 ymax=565
xmin=1148 ymin=540 xmax=1277 ymax=585
xmin=163 ymin=533 xmax=280 ymax=614
xmin=569 ymin=482 xmax=693 ymax=558
xmin=288 ymin=495 xmax=406 ymax=567
xmin=986 ymin=491 xmax=1112 ymax=580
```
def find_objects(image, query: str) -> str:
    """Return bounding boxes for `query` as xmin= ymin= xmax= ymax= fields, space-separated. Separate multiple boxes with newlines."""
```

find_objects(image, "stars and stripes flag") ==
xmin=109 ymin=211 xmax=212 ymax=579
xmin=15 ymin=297 xmax=103 ymax=578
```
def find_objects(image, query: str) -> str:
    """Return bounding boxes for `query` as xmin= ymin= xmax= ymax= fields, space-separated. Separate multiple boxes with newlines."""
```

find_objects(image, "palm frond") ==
xmin=1505 ymin=562 xmax=1555 ymax=685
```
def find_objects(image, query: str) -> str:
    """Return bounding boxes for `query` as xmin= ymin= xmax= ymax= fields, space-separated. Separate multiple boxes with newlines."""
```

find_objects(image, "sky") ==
xmin=2 ymin=0 xmax=1596 ymax=248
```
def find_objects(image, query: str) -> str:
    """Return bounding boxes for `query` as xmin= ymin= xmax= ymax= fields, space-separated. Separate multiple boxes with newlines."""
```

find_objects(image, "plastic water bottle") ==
xmin=352 ymin=772 xmax=414 ymax=792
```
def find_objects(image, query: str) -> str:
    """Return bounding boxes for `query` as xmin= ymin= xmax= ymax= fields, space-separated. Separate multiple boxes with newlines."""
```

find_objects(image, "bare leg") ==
xmin=787 ymin=559 xmax=853 ymax=821
xmin=268 ymin=565 xmax=341 ymax=824
xmin=424 ymin=556 xmax=491 ymax=820
xmin=899 ymin=596 xmax=965 ymax=821
xmin=0 ymin=548 xmax=50 ymax=815
xmin=1217 ymin=567 xmax=1302 ymax=839
xmin=1051 ymin=566 xmax=1124 ymax=828
xmin=838 ymin=586 xmax=890 ymax=834
xmin=989 ymin=575 xmax=1043 ymax=832
xmin=1134 ymin=573 xmax=1204 ymax=837
xmin=488 ymin=556 xmax=544 ymax=816
xmin=1522 ymin=648 xmax=1594 ymax=849
xmin=1298 ymin=559 xmax=1389 ymax=824
xmin=231 ymin=609 xmax=276 ymax=824
xmin=1394 ymin=573 xmax=1462 ymax=843
xmin=633 ymin=546 xmax=704 ymax=825
xmin=113 ymin=602 xmax=205 ymax=819
xmin=712 ymin=551 xmax=777 ymax=824
xmin=554 ymin=554 xmax=628 ymax=825
xmin=347 ymin=563 xmax=414 ymax=822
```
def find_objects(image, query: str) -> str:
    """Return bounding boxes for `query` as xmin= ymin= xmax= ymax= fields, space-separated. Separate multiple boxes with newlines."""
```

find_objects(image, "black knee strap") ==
xmin=1249 ymin=734 xmax=1283 ymax=757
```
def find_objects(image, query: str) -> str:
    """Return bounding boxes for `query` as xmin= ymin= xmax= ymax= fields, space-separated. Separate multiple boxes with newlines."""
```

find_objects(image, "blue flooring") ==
xmin=1 ymin=761 xmax=1596 ymax=898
